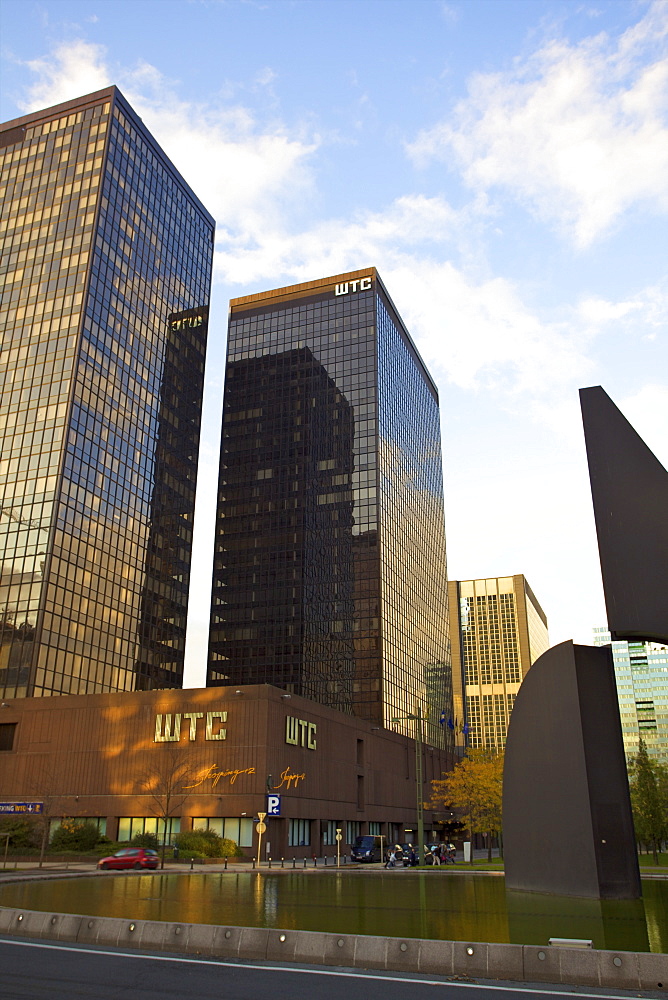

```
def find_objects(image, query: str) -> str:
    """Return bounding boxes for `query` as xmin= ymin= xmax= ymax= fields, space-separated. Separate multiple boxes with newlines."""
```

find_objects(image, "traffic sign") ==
xmin=267 ymin=794 xmax=281 ymax=815
xmin=256 ymin=822 xmax=267 ymax=834
xmin=0 ymin=802 xmax=43 ymax=815
xmin=257 ymin=811 xmax=267 ymax=821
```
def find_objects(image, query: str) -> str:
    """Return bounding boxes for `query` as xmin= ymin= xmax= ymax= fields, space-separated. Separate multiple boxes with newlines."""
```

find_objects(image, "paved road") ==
xmin=0 ymin=938 xmax=663 ymax=1000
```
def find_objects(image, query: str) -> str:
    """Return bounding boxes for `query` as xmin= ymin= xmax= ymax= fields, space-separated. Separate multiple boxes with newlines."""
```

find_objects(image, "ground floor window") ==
xmin=322 ymin=821 xmax=338 ymax=846
xmin=190 ymin=817 xmax=253 ymax=848
xmin=368 ymin=822 xmax=381 ymax=836
xmin=117 ymin=817 xmax=180 ymax=844
xmin=288 ymin=818 xmax=311 ymax=847
xmin=49 ymin=817 xmax=107 ymax=837
xmin=346 ymin=821 xmax=361 ymax=844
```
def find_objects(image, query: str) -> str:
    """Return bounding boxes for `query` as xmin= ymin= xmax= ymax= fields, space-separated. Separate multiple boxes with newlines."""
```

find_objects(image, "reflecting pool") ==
xmin=1 ymin=873 xmax=666 ymax=953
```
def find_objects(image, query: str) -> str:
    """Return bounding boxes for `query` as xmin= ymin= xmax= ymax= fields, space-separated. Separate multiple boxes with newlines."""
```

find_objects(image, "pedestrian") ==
xmin=385 ymin=847 xmax=396 ymax=868
xmin=431 ymin=847 xmax=440 ymax=865
xmin=408 ymin=845 xmax=416 ymax=867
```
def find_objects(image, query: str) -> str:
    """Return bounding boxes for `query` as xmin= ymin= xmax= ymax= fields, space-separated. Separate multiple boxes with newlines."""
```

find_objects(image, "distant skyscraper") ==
xmin=593 ymin=627 xmax=668 ymax=764
xmin=448 ymin=575 xmax=549 ymax=749
xmin=0 ymin=87 xmax=214 ymax=698
xmin=208 ymin=269 xmax=453 ymax=747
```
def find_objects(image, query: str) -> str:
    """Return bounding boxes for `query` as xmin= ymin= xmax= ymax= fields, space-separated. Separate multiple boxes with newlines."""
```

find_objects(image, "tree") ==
xmin=26 ymin=764 xmax=64 ymax=868
xmin=628 ymin=738 xmax=668 ymax=864
xmin=428 ymin=748 xmax=504 ymax=862
xmin=138 ymin=747 xmax=198 ymax=869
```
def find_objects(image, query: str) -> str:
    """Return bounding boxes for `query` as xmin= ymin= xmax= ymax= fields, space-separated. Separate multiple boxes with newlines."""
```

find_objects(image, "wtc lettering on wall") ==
xmin=334 ymin=276 xmax=371 ymax=296
xmin=285 ymin=716 xmax=317 ymax=749
xmin=154 ymin=712 xmax=227 ymax=742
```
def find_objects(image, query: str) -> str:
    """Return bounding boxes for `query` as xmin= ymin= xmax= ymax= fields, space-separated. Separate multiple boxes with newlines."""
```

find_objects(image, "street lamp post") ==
xmin=391 ymin=706 xmax=425 ymax=866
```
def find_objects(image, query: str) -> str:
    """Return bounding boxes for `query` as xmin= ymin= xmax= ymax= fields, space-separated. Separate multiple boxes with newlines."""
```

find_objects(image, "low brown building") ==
xmin=0 ymin=685 xmax=456 ymax=858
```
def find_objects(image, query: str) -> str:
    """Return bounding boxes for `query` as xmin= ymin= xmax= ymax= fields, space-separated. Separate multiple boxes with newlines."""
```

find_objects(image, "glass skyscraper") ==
xmin=0 ymin=87 xmax=214 ymax=698
xmin=593 ymin=627 xmax=668 ymax=765
xmin=208 ymin=269 xmax=453 ymax=747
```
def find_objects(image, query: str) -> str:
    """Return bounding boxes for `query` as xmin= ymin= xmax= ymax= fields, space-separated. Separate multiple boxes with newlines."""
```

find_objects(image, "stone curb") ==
xmin=0 ymin=906 xmax=666 ymax=989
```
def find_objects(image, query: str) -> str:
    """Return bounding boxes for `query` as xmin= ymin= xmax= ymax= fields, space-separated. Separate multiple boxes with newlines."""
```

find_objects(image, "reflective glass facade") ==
xmin=593 ymin=627 xmax=668 ymax=765
xmin=209 ymin=269 xmax=453 ymax=747
xmin=449 ymin=575 xmax=549 ymax=750
xmin=0 ymin=87 xmax=214 ymax=698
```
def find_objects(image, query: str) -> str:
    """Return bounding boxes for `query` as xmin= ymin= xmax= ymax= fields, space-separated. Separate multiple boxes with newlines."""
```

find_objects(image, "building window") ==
xmin=191 ymin=817 xmax=253 ymax=847
xmin=288 ymin=818 xmax=311 ymax=847
xmin=0 ymin=724 xmax=16 ymax=752
xmin=118 ymin=817 xmax=180 ymax=844
xmin=322 ymin=821 xmax=338 ymax=846
xmin=346 ymin=820 xmax=361 ymax=844
xmin=369 ymin=821 xmax=381 ymax=836
xmin=50 ymin=817 xmax=106 ymax=837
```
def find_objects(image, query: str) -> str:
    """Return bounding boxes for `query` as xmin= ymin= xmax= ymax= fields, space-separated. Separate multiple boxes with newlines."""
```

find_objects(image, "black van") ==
xmin=351 ymin=835 xmax=383 ymax=862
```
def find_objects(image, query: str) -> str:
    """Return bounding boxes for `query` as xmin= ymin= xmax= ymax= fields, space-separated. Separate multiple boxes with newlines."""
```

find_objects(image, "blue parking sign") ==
xmin=267 ymin=794 xmax=281 ymax=815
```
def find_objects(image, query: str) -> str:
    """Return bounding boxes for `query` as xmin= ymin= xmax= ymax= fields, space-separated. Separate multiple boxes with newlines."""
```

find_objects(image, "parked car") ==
xmin=97 ymin=848 xmax=159 ymax=871
xmin=350 ymin=835 xmax=384 ymax=862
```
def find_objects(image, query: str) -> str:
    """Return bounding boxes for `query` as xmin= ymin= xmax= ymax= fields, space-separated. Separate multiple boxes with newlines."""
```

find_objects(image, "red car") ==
xmin=97 ymin=848 xmax=159 ymax=871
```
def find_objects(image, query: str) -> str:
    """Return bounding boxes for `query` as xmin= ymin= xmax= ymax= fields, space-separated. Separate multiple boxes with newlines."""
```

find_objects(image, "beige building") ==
xmin=448 ymin=576 xmax=549 ymax=750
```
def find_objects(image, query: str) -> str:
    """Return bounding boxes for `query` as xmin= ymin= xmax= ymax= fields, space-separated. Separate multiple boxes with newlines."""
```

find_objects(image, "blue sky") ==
xmin=2 ymin=0 xmax=667 ymax=685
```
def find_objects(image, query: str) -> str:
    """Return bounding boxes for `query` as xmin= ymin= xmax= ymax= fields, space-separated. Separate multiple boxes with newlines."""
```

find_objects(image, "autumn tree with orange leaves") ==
xmin=428 ymin=749 xmax=504 ymax=862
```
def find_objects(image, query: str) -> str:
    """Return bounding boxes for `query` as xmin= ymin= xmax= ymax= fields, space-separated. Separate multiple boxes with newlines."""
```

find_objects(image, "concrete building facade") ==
xmin=0 ymin=685 xmax=456 ymax=857
xmin=448 ymin=575 xmax=549 ymax=750
xmin=593 ymin=627 xmax=668 ymax=765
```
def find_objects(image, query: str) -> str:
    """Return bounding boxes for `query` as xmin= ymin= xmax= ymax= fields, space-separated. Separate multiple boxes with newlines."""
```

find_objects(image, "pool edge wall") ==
xmin=0 ymin=906 xmax=666 ymax=990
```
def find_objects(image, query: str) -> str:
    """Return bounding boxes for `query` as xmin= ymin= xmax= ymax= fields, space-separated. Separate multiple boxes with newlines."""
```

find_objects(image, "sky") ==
xmin=1 ymin=0 xmax=667 ymax=688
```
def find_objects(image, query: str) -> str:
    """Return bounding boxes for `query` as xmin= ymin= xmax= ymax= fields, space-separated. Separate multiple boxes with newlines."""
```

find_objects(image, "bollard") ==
xmin=281 ymin=857 xmax=284 ymax=869
xmin=268 ymin=857 xmax=272 ymax=869
xmin=252 ymin=857 xmax=256 ymax=869
xmin=324 ymin=856 xmax=327 ymax=866
xmin=224 ymin=857 xmax=228 ymax=870
xmin=190 ymin=857 xmax=194 ymax=871
xmin=313 ymin=856 xmax=317 ymax=868
xmin=292 ymin=857 xmax=296 ymax=869
xmin=303 ymin=857 xmax=306 ymax=868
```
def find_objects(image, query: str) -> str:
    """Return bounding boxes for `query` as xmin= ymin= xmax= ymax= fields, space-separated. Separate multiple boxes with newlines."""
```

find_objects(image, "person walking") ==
xmin=385 ymin=847 xmax=396 ymax=868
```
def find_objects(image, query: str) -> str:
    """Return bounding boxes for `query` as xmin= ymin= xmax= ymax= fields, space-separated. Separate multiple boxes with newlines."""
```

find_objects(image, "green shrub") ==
xmin=130 ymin=831 xmax=160 ymax=850
xmin=0 ymin=817 xmax=40 ymax=851
xmin=49 ymin=820 xmax=101 ymax=852
xmin=174 ymin=828 xmax=241 ymax=858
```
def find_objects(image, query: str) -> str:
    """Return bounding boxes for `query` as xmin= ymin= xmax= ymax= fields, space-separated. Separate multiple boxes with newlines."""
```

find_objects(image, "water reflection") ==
xmin=506 ymin=890 xmax=649 ymax=952
xmin=0 ymin=874 xmax=664 ymax=953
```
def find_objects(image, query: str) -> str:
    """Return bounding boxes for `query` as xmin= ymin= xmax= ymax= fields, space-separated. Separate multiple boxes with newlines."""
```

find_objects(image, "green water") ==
xmin=1 ymin=873 xmax=666 ymax=953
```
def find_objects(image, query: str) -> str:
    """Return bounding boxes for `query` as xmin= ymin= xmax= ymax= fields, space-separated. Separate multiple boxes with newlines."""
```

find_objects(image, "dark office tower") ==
xmin=209 ymin=270 xmax=453 ymax=747
xmin=0 ymin=88 xmax=214 ymax=698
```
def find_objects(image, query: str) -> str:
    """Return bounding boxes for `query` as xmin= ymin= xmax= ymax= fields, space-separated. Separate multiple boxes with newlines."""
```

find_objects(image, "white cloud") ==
xmin=21 ymin=40 xmax=110 ymax=110
xmin=19 ymin=40 xmax=319 ymax=236
xmin=407 ymin=2 xmax=668 ymax=247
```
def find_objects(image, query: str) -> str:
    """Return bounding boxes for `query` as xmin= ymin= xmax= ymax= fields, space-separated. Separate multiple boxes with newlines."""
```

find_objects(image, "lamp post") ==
xmin=391 ymin=706 xmax=425 ymax=866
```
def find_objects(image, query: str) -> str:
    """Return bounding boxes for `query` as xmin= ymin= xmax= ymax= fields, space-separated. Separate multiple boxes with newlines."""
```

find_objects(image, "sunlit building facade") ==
xmin=208 ymin=269 xmax=453 ymax=748
xmin=0 ymin=87 xmax=214 ymax=698
xmin=593 ymin=627 xmax=668 ymax=765
xmin=448 ymin=575 xmax=549 ymax=749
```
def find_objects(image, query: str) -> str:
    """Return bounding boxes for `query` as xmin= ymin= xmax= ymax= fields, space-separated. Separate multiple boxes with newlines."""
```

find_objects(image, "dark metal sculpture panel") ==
xmin=580 ymin=385 xmax=668 ymax=645
xmin=503 ymin=640 xmax=640 ymax=899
